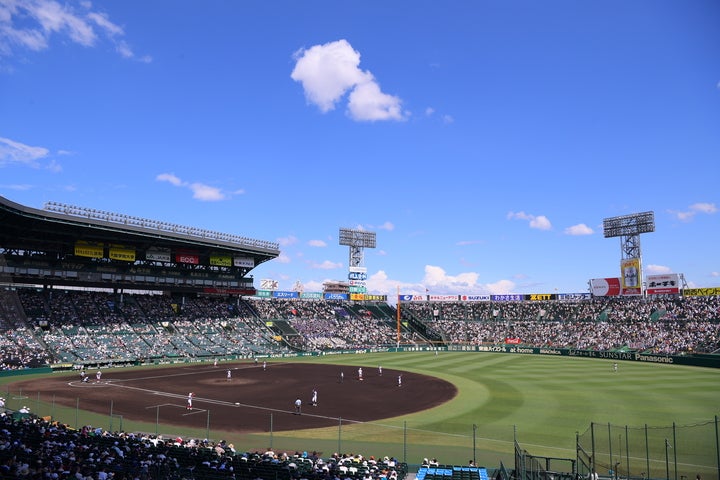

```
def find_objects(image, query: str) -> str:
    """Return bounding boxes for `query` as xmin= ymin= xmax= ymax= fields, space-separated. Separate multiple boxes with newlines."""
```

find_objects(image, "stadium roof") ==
xmin=0 ymin=195 xmax=280 ymax=293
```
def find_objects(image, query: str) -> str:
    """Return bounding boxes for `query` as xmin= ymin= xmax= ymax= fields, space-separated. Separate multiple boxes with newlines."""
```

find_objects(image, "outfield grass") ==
xmin=267 ymin=351 xmax=719 ymax=477
xmin=2 ymin=351 xmax=718 ymax=477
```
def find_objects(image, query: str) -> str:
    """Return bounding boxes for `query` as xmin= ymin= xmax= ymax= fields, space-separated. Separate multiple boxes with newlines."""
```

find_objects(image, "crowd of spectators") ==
xmin=0 ymin=410 xmax=408 ymax=480
xmin=402 ymin=296 xmax=720 ymax=354
xmin=0 ymin=289 xmax=719 ymax=369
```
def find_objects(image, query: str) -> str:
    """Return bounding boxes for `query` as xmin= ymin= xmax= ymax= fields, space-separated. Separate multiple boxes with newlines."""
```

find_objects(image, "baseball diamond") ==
xmin=8 ymin=362 xmax=457 ymax=434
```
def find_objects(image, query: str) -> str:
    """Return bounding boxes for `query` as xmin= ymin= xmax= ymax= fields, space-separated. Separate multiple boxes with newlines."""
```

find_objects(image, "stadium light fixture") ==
xmin=603 ymin=211 xmax=655 ymax=238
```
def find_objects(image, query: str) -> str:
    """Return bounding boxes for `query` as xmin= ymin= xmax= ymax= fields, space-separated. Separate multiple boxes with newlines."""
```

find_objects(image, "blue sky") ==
xmin=1 ymin=0 xmax=719 ymax=298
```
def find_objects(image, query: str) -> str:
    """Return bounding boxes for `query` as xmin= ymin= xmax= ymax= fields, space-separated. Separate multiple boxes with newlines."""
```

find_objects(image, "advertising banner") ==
xmin=398 ymin=295 xmax=426 ymax=302
xmin=109 ymin=245 xmax=136 ymax=262
xmin=429 ymin=295 xmax=460 ymax=302
xmin=460 ymin=295 xmax=491 ymax=301
xmin=175 ymin=250 xmax=199 ymax=265
xmin=272 ymin=291 xmax=299 ymax=299
xmin=300 ymin=292 xmax=323 ymax=300
xmin=74 ymin=241 xmax=103 ymax=259
xmin=348 ymin=271 xmax=367 ymax=281
xmin=324 ymin=293 xmax=348 ymax=300
xmin=558 ymin=293 xmax=592 ymax=300
xmin=146 ymin=247 xmax=171 ymax=262
xmin=490 ymin=294 xmax=524 ymax=301
xmin=209 ymin=254 xmax=232 ymax=267
xmin=363 ymin=294 xmax=387 ymax=301
xmin=646 ymin=273 xmax=681 ymax=295
xmin=621 ymin=258 xmax=642 ymax=295
xmin=589 ymin=278 xmax=621 ymax=297
xmin=526 ymin=294 xmax=554 ymax=301
xmin=683 ymin=287 xmax=720 ymax=297
xmin=234 ymin=257 xmax=255 ymax=268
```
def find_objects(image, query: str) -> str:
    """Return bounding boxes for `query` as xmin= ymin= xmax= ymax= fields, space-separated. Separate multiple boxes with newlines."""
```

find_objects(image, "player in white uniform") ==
xmin=187 ymin=392 xmax=194 ymax=410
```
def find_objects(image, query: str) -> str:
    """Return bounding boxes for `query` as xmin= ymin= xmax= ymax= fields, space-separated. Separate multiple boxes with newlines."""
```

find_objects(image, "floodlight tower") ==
xmin=602 ymin=211 xmax=655 ymax=294
xmin=339 ymin=228 xmax=376 ymax=270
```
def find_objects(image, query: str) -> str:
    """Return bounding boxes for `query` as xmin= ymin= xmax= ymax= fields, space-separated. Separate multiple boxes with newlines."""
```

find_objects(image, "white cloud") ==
xmin=156 ymin=173 xmax=183 ymax=186
xmin=347 ymin=80 xmax=405 ymax=122
xmin=423 ymin=265 xmax=479 ymax=291
xmin=484 ymin=279 xmax=517 ymax=295
xmin=277 ymin=235 xmax=298 ymax=247
xmin=309 ymin=260 xmax=342 ymax=270
xmin=0 ymin=0 xmax=149 ymax=62
xmin=507 ymin=211 xmax=553 ymax=230
xmin=364 ymin=221 xmax=394 ymax=231
xmin=189 ymin=183 xmax=225 ymax=201
xmin=365 ymin=265 xmax=518 ymax=299
xmin=86 ymin=11 xmax=123 ymax=37
xmin=275 ymin=253 xmax=291 ymax=264
xmin=155 ymin=172 xmax=238 ymax=202
xmin=669 ymin=202 xmax=717 ymax=221
xmin=291 ymin=39 xmax=406 ymax=122
xmin=0 ymin=136 xmax=57 ymax=169
xmin=308 ymin=239 xmax=327 ymax=247
xmin=689 ymin=202 xmax=717 ymax=214
xmin=564 ymin=223 xmax=593 ymax=235
xmin=0 ymin=183 xmax=32 ymax=190
xmin=645 ymin=264 xmax=672 ymax=274
xmin=301 ymin=279 xmax=325 ymax=292
xmin=456 ymin=240 xmax=483 ymax=246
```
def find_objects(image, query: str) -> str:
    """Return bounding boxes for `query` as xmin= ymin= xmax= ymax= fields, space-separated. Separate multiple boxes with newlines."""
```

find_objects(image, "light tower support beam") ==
xmin=339 ymin=228 xmax=376 ymax=270
xmin=603 ymin=211 xmax=655 ymax=295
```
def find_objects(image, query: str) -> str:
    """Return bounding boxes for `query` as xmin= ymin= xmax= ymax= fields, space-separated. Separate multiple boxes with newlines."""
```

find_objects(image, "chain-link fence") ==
xmin=577 ymin=420 xmax=720 ymax=480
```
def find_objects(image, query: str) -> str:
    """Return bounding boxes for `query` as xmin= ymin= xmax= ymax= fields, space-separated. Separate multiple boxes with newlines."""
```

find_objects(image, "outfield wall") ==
xmin=443 ymin=345 xmax=720 ymax=368
xmin=1 ymin=344 xmax=717 ymax=379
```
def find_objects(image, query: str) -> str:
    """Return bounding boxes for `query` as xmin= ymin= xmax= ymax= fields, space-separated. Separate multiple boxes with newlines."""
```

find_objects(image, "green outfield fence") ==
xmin=576 ymin=420 xmax=720 ymax=480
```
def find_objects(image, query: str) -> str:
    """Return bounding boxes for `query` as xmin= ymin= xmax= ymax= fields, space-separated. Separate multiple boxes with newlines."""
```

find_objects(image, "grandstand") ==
xmin=1 ymin=195 xmax=719 ymax=480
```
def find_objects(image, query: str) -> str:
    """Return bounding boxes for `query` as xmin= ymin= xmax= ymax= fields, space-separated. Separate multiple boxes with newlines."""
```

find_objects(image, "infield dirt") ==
xmin=9 ymin=361 xmax=457 ymax=435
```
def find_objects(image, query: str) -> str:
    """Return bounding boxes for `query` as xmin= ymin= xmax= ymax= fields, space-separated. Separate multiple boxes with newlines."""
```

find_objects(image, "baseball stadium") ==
xmin=0 ymin=195 xmax=719 ymax=480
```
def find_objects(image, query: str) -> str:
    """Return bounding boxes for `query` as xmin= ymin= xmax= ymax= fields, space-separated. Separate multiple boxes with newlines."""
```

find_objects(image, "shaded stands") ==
xmin=10 ymin=288 xmax=293 ymax=365
xmin=416 ymin=466 xmax=489 ymax=480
